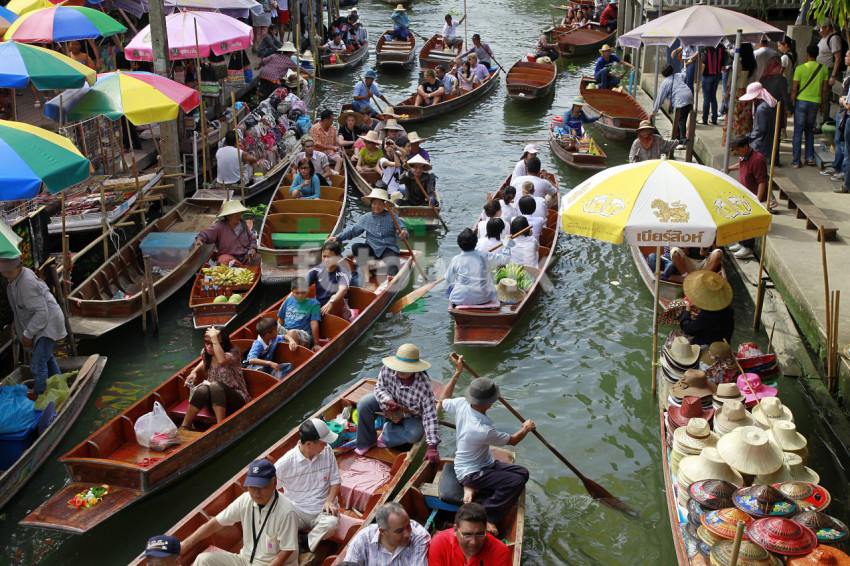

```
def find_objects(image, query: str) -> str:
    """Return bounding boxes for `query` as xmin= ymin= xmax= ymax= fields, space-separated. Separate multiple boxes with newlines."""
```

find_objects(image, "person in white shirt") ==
xmin=497 ymin=186 xmax=518 ymax=227
xmin=441 ymin=13 xmax=466 ymax=47
xmin=476 ymin=200 xmax=504 ymax=238
xmin=510 ymin=156 xmax=558 ymax=206
xmin=520 ymin=181 xmax=547 ymax=219
xmin=378 ymin=137 xmax=407 ymax=197
xmin=476 ymin=218 xmax=505 ymax=252
xmin=517 ymin=196 xmax=545 ymax=241
xmin=509 ymin=216 xmax=539 ymax=268
xmin=342 ymin=502 xmax=431 ymax=565
xmin=216 ymin=130 xmax=257 ymax=187
xmin=274 ymin=418 xmax=341 ymax=554
xmin=511 ymin=144 xmax=538 ymax=179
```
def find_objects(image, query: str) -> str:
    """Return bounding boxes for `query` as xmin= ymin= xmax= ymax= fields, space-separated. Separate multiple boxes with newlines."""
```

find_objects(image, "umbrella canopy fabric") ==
xmin=4 ymin=6 xmax=125 ymax=42
xmin=0 ymin=41 xmax=96 ymax=89
xmin=5 ymin=0 xmax=104 ymax=17
xmin=618 ymin=4 xmax=783 ymax=48
xmin=0 ymin=119 xmax=90 ymax=199
xmin=0 ymin=221 xmax=23 ymax=259
xmin=560 ymin=158 xmax=772 ymax=247
xmin=124 ymin=10 xmax=252 ymax=61
xmin=45 ymin=70 xmax=200 ymax=125
xmin=0 ymin=6 xmax=20 ymax=34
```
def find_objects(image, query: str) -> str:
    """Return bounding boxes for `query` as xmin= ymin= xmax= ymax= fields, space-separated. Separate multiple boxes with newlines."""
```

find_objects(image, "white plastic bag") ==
xmin=134 ymin=401 xmax=180 ymax=451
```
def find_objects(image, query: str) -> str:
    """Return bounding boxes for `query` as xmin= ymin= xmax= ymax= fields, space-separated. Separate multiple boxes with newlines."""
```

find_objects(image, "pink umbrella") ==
xmin=124 ymin=10 xmax=253 ymax=61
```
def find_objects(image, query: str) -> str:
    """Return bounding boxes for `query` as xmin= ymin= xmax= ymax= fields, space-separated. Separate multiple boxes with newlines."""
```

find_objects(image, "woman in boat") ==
xmin=677 ymin=270 xmax=735 ymax=348
xmin=355 ymin=130 xmax=384 ymax=173
xmin=289 ymin=157 xmax=322 ymax=199
xmin=509 ymin=216 xmax=539 ymax=268
xmin=306 ymin=240 xmax=353 ymax=320
xmin=195 ymin=200 xmax=260 ymax=266
xmin=396 ymin=155 xmax=438 ymax=207
xmin=498 ymin=186 xmax=518 ymax=227
xmin=455 ymin=60 xmax=481 ymax=92
xmin=476 ymin=217 xmax=506 ymax=252
xmin=476 ymin=200 xmax=504 ymax=238
xmin=534 ymin=34 xmax=560 ymax=62
xmin=446 ymin=228 xmax=513 ymax=307
xmin=512 ymin=144 xmax=539 ymax=178
xmin=562 ymin=96 xmax=599 ymax=137
xmin=180 ymin=326 xmax=249 ymax=429
xmin=337 ymin=109 xmax=362 ymax=151
xmin=391 ymin=4 xmax=410 ymax=40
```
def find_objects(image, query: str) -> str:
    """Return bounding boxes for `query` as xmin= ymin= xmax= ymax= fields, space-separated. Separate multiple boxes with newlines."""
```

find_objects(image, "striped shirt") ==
xmin=629 ymin=135 xmax=679 ymax=163
xmin=274 ymin=444 xmax=341 ymax=516
xmin=343 ymin=521 xmax=431 ymax=566
xmin=375 ymin=367 xmax=440 ymax=447
xmin=258 ymin=52 xmax=297 ymax=82
xmin=336 ymin=209 xmax=404 ymax=256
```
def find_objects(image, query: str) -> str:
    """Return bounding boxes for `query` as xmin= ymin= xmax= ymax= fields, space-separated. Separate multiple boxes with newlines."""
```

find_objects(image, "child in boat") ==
xmin=306 ymin=240 xmax=353 ymax=320
xmin=445 ymin=228 xmax=513 ymax=307
xmin=509 ymin=216 xmax=539 ymax=268
xmin=476 ymin=218 xmax=505 ymax=252
xmin=498 ymin=185 xmax=518 ymax=227
xmin=517 ymin=195 xmax=545 ymax=241
xmin=246 ymin=317 xmax=292 ymax=379
xmin=355 ymin=130 xmax=383 ymax=173
xmin=277 ymin=277 xmax=322 ymax=352
xmin=289 ymin=157 xmax=321 ymax=199
xmin=520 ymin=181 xmax=547 ymax=219
xmin=476 ymin=199 xmax=504 ymax=238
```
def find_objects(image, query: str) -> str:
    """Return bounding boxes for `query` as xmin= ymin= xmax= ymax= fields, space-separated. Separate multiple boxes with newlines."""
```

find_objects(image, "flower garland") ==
xmin=67 ymin=485 xmax=109 ymax=510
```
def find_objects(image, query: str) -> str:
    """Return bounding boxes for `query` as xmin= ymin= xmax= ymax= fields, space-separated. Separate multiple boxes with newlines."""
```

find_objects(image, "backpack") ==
xmin=828 ymin=32 xmax=849 ymax=74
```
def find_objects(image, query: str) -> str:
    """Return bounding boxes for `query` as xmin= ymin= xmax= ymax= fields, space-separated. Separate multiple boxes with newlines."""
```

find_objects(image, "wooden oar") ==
xmin=459 ymin=357 xmax=639 ymax=518
xmin=394 ymin=21 xmax=430 ymax=43
xmin=412 ymin=174 xmax=448 ymax=231
xmin=389 ymin=224 xmax=532 ymax=314
xmin=388 ymin=206 xmax=427 ymax=280
xmin=355 ymin=71 xmax=386 ymax=114
xmin=487 ymin=51 xmax=508 ymax=75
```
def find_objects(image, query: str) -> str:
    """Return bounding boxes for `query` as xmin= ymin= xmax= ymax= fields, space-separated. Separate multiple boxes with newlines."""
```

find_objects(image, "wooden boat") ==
xmin=418 ymin=34 xmax=462 ymax=71
xmin=579 ymin=76 xmax=649 ymax=140
xmin=505 ymin=60 xmax=556 ymax=101
xmin=188 ymin=262 xmax=262 ymax=330
xmin=377 ymin=0 xmax=412 ymax=5
xmin=257 ymin=163 xmax=348 ymax=283
xmin=0 ymin=355 xmax=106 ymax=511
xmin=548 ymin=123 xmax=607 ymax=170
xmin=66 ymin=198 xmax=222 ymax=338
xmin=550 ymin=0 xmax=593 ymax=8
xmin=548 ymin=26 xmax=616 ymax=56
xmin=321 ymin=36 xmax=369 ymax=72
xmin=393 ymin=70 xmax=499 ymax=125
xmin=20 ymin=251 xmax=419 ymax=534
xmin=449 ymin=173 xmax=560 ymax=346
xmin=128 ymin=377 xmax=441 ymax=566
xmin=630 ymin=246 xmax=727 ymax=310
xmin=376 ymin=29 xmax=416 ymax=68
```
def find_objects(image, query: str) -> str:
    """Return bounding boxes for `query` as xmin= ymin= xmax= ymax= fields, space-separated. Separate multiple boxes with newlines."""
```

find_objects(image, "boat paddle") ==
xmin=411 ymin=169 xmax=449 ymax=231
xmin=394 ymin=22 xmax=431 ymax=44
xmin=456 ymin=354 xmax=639 ymax=518
xmin=354 ymin=71 xmax=388 ymax=115
xmin=389 ymin=225 xmax=532 ymax=314
xmin=387 ymin=205 xmax=428 ymax=280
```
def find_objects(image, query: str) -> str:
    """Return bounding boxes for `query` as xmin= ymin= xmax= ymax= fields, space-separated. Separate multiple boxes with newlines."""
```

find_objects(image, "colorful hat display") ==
xmin=714 ymin=400 xmax=756 ymax=435
xmin=709 ymin=540 xmax=783 ymax=566
xmin=793 ymin=511 xmax=850 ymax=546
xmin=677 ymin=448 xmax=744 ymax=507
xmin=737 ymin=373 xmax=778 ymax=406
xmin=701 ymin=507 xmax=754 ymax=540
xmin=752 ymin=397 xmax=794 ymax=429
xmin=754 ymin=453 xmax=820 ymax=486
xmin=737 ymin=342 xmax=778 ymax=368
xmin=746 ymin=518 xmax=818 ymax=556
xmin=787 ymin=546 xmax=850 ymax=566
xmin=774 ymin=482 xmax=831 ymax=512
xmin=733 ymin=485 xmax=798 ymax=518
xmin=698 ymin=524 xmax=724 ymax=546
xmin=669 ymin=396 xmax=714 ymax=429
xmin=706 ymin=343 xmax=741 ymax=386
xmin=717 ymin=426 xmax=784 ymax=476
xmin=688 ymin=496 xmax=709 ymax=524
xmin=670 ymin=369 xmax=717 ymax=401
xmin=689 ymin=479 xmax=740 ymax=511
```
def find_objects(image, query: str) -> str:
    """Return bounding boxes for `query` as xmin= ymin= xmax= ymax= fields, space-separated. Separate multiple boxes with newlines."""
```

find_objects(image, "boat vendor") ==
xmin=458 ymin=34 xmax=495 ymax=70
xmin=274 ymin=418 xmax=341 ymax=556
xmin=255 ymin=41 xmax=298 ymax=99
xmin=141 ymin=535 xmax=180 ymax=566
xmin=677 ymin=270 xmax=735 ymax=348
xmin=442 ymin=13 xmax=467 ymax=48
xmin=534 ymin=34 xmax=560 ymax=62
xmin=343 ymin=501 xmax=431 ymax=564
xmin=194 ymin=200 xmax=259 ymax=267
xmin=391 ymin=4 xmax=410 ymax=40
xmin=1 ymin=253 xmax=67 ymax=398
xmin=437 ymin=377 xmax=535 ymax=536
xmin=445 ymin=228 xmax=513 ymax=307
xmin=396 ymin=155 xmax=438 ymax=207
xmin=327 ymin=188 xmax=408 ymax=278
xmin=594 ymin=44 xmax=633 ymax=90
xmin=216 ymin=130 xmax=258 ymax=189
xmin=429 ymin=503 xmax=513 ymax=566
xmin=180 ymin=458 xmax=299 ymax=566
xmin=561 ymin=96 xmax=599 ymax=137
xmin=629 ymin=120 xmax=680 ymax=163
xmin=352 ymin=70 xmax=391 ymax=116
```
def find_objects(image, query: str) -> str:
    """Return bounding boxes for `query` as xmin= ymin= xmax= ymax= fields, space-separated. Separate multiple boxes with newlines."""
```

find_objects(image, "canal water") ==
xmin=2 ymin=1 xmax=847 ymax=564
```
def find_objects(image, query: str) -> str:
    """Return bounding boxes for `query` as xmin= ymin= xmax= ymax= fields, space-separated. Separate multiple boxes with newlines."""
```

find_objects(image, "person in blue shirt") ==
xmin=289 ymin=157 xmax=321 ymax=199
xmin=445 ymin=228 xmax=513 ymax=307
xmin=306 ymin=240 xmax=353 ymax=320
xmin=594 ymin=44 xmax=632 ymax=89
xmin=276 ymin=277 xmax=322 ymax=352
xmin=352 ymin=69 xmax=390 ymax=116
xmin=561 ymin=96 xmax=599 ymax=137
xmin=246 ymin=317 xmax=291 ymax=378
xmin=391 ymin=4 xmax=410 ymax=40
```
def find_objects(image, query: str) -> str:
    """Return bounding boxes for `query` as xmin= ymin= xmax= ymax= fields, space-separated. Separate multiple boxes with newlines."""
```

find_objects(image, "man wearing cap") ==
xmin=295 ymin=136 xmax=334 ymax=182
xmin=441 ymin=13 xmax=466 ymax=48
xmin=182 ymin=459 xmax=299 ymax=566
xmin=309 ymin=109 xmax=344 ymax=174
xmin=352 ymin=70 xmax=390 ymax=116
xmin=677 ymin=270 xmax=735 ymax=348
xmin=343 ymin=501 xmax=431 ymax=565
xmin=255 ymin=42 xmax=298 ymax=98
xmin=512 ymin=145 xmax=539 ymax=178
xmin=195 ymin=200 xmax=259 ymax=266
xmin=438 ymin=377 xmax=535 ymax=536
xmin=561 ymin=97 xmax=599 ymax=137
xmin=216 ymin=130 xmax=258 ymax=189
xmin=510 ymin=156 xmax=558 ymax=206
xmin=599 ymin=0 xmax=617 ymax=33
xmin=459 ymin=34 xmax=495 ymax=70
xmin=274 ymin=418 xmax=341 ymax=556
xmin=141 ymin=535 xmax=180 ymax=565
xmin=594 ymin=44 xmax=632 ymax=90
xmin=629 ymin=120 xmax=679 ymax=163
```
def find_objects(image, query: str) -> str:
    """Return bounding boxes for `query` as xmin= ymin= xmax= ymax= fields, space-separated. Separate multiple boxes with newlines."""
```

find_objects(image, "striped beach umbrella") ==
xmin=0 ymin=41 xmax=96 ymax=89
xmin=4 ymin=6 xmax=125 ymax=42
xmin=0 ymin=6 xmax=19 ymax=34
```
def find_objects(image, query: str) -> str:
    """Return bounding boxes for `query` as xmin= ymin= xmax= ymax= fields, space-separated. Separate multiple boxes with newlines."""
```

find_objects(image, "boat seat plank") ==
xmin=319 ymin=314 xmax=348 ymax=341
xmin=169 ymin=399 xmax=217 ymax=425
xmin=270 ymin=232 xmax=331 ymax=248
xmin=264 ymin=213 xmax=339 ymax=235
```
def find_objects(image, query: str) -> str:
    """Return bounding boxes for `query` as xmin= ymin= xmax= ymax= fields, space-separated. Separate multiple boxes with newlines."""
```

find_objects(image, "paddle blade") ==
xmin=580 ymin=476 xmax=638 ymax=517
xmin=389 ymin=277 xmax=444 ymax=314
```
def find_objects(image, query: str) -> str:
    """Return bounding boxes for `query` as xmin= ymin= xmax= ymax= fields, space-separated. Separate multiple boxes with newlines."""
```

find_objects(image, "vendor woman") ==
xmin=561 ymin=96 xmax=599 ymax=137
xmin=194 ymin=200 xmax=260 ymax=266
xmin=677 ymin=270 xmax=735 ymax=348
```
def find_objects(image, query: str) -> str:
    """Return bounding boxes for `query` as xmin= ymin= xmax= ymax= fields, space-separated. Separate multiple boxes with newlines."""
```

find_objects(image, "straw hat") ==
xmin=709 ymin=540 xmax=782 ymax=566
xmin=497 ymin=278 xmax=526 ymax=303
xmin=670 ymin=369 xmax=717 ymax=401
xmin=571 ymin=96 xmax=586 ymax=107
xmin=673 ymin=418 xmax=719 ymax=454
xmin=689 ymin=479 xmax=741 ymax=511
xmin=379 ymin=106 xmax=400 ymax=119
xmin=599 ymin=44 xmax=614 ymax=53
xmin=767 ymin=421 xmax=807 ymax=452
xmin=218 ymin=200 xmax=248 ymax=217
xmin=701 ymin=507 xmax=754 ymax=540
xmin=717 ymin=426 xmax=784 ymax=476
xmin=683 ymin=270 xmax=733 ymax=311
xmin=733 ymin=484 xmax=798 ymax=518
xmin=338 ymin=109 xmax=363 ymax=127
xmin=752 ymin=397 xmax=794 ymax=430
xmin=774 ymin=481 xmax=831 ymax=512
xmin=678 ymin=448 xmax=744 ymax=506
xmin=713 ymin=383 xmax=745 ymax=410
xmin=394 ymin=3 xmax=406 ymax=10
xmin=666 ymin=336 xmax=701 ymax=366
xmin=406 ymin=155 xmax=432 ymax=170
xmin=737 ymin=373 xmax=778 ymax=406
xmin=278 ymin=41 xmax=297 ymax=53
xmin=406 ymin=131 xmax=427 ymax=144
xmin=669 ymin=396 xmax=714 ymax=429
xmin=754 ymin=453 xmax=820 ymax=486
xmin=536 ymin=56 xmax=553 ymax=65
xmin=746 ymin=518 xmax=818 ymax=556
xmin=636 ymin=119 xmax=655 ymax=132
xmin=383 ymin=118 xmax=404 ymax=131
xmin=787 ymin=546 xmax=850 ymax=566
xmin=301 ymin=50 xmax=314 ymax=62
xmin=793 ymin=511 xmax=850 ymax=546
xmin=382 ymin=343 xmax=431 ymax=372
xmin=714 ymin=400 xmax=756 ymax=435
xmin=362 ymin=188 xmax=396 ymax=207
xmin=688 ymin=497 xmax=710 ymax=524
xmin=359 ymin=130 xmax=380 ymax=144
xmin=698 ymin=524 xmax=723 ymax=547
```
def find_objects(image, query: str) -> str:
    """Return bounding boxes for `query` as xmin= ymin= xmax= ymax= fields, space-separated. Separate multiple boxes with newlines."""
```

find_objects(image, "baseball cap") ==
xmin=523 ymin=144 xmax=539 ymax=154
xmin=143 ymin=535 xmax=180 ymax=558
xmin=816 ymin=17 xmax=833 ymax=30
xmin=244 ymin=459 xmax=276 ymax=487
xmin=299 ymin=418 xmax=338 ymax=444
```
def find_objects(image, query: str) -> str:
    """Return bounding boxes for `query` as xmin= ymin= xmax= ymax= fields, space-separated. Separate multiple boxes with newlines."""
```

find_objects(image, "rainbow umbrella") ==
xmin=0 ymin=6 xmax=19 ymax=34
xmin=0 ymin=41 xmax=96 ymax=89
xmin=0 ymin=221 xmax=23 ymax=259
xmin=0 ymin=120 xmax=90 ymax=200
xmin=4 ymin=6 xmax=125 ymax=42
xmin=45 ymin=71 xmax=200 ymax=125
xmin=5 ymin=0 xmax=62 ymax=17
xmin=124 ymin=10 xmax=253 ymax=61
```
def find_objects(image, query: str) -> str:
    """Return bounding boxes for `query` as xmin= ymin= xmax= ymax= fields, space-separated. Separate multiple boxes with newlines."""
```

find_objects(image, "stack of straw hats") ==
xmin=767 ymin=421 xmax=809 ymax=464
xmin=677 ymin=447 xmax=744 ymax=508
xmin=716 ymin=426 xmax=784 ymax=478
xmin=714 ymin=399 xmax=756 ymax=436
xmin=732 ymin=484 xmax=798 ymax=518
xmin=671 ymin=418 xmax=719 ymax=475
xmin=775 ymin=482 xmax=831 ymax=513
xmin=793 ymin=511 xmax=849 ymax=551
xmin=713 ymin=382 xmax=745 ymax=411
xmin=754 ymin=453 xmax=819 ymax=486
xmin=669 ymin=369 xmax=717 ymax=411
xmin=752 ymin=397 xmax=794 ymax=430
xmin=662 ymin=336 xmax=701 ymax=387
xmin=666 ymin=396 xmax=714 ymax=447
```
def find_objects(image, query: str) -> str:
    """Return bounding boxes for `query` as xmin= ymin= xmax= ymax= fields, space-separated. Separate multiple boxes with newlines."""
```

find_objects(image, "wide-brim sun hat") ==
xmin=673 ymin=417 xmax=719 ymax=453
xmin=713 ymin=382 xmax=745 ymax=407
xmin=733 ymin=484 xmax=798 ymax=518
xmin=717 ymin=426 xmax=784 ymax=476
xmin=218 ymin=200 xmax=248 ymax=217
xmin=338 ymin=109 xmax=364 ymax=127
xmin=465 ymin=377 xmax=501 ymax=407
xmin=768 ymin=421 xmax=807 ymax=451
xmin=774 ymin=481 xmax=831 ymax=513
xmin=362 ymin=188 xmax=396 ymax=207
xmin=737 ymin=373 xmax=778 ymax=406
xmin=793 ymin=511 xmax=850 ymax=546
xmin=407 ymin=154 xmax=432 ymax=170
xmin=678 ymin=447 xmax=744 ymax=490
xmin=752 ymin=397 xmax=794 ymax=429
xmin=278 ymin=41 xmax=297 ymax=53
xmin=670 ymin=369 xmax=717 ymax=401
xmin=406 ymin=131 xmax=428 ymax=144
xmin=383 ymin=118 xmax=404 ymax=131
xmin=382 ymin=343 xmax=431 ymax=372
xmin=669 ymin=396 xmax=714 ymax=429
xmin=571 ymin=96 xmax=586 ymax=107
xmin=754 ymin=453 xmax=820 ymax=486
xmin=497 ymin=278 xmax=526 ymax=303
xmin=666 ymin=335 xmax=701 ymax=366
xmin=394 ymin=3 xmax=406 ymax=9
xmin=683 ymin=270 xmax=733 ymax=311
xmin=359 ymin=130 xmax=380 ymax=144
xmin=599 ymin=44 xmax=614 ymax=53
xmin=746 ymin=518 xmax=818 ymax=556
xmin=787 ymin=546 xmax=850 ymax=566
xmin=714 ymin=400 xmax=756 ymax=434
xmin=709 ymin=540 xmax=782 ymax=566
xmin=636 ymin=119 xmax=655 ymax=132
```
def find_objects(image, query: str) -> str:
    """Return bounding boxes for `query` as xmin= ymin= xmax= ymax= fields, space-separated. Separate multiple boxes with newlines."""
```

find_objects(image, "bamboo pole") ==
xmin=194 ymin=20 xmax=208 ymax=189
xmin=307 ymin=0 xmax=319 ymax=122
xmin=231 ymin=91 xmax=246 ymax=204
xmin=821 ymin=226 xmax=831 ymax=379
xmin=59 ymin=95 xmax=70 ymax=308
xmin=147 ymin=124 xmax=161 ymax=155
xmin=100 ymin=185 xmax=109 ymax=261
xmin=295 ymin=23 xmax=302 ymax=99
xmin=464 ymin=0 xmax=468 ymax=50
xmin=48 ymin=264 xmax=77 ymax=357
xmin=651 ymin=245 xmax=662 ymax=397
xmin=143 ymin=256 xmax=159 ymax=335
xmin=124 ymin=117 xmax=144 ymax=227
xmin=728 ymin=520 xmax=746 ymax=565
xmin=831 ymin=291 xmax=840 ymax=392
xmin=140 ymin=270 xmax=147 ymax=334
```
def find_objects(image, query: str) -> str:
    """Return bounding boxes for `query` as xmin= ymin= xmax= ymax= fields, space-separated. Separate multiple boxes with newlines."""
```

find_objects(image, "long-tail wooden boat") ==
xmin=0 ymin=355 xmax=106 ymax=511
xmin=65 ymin=199 xmax=222 ymax=338
xmin=505 ymin=60 xmax=556 ymax=101
xmin=321 ymin=35 xmax=369 ymax=72
xmin=630 ymin=246 xmax=727 ymax=310
xmin=188 ymin=262 xmax=262 ymax=330
xmin=128 ymin=377 xmax=441 ymax=566
xmin=376 ymin=29 xmax=416 ymax=68
xmin=377 ymin=0 xmax=412 ymax=5
xmin=548 ymin=26 xmax=616 ymax=56
xmin=20 ymin=252 xmax=419 ymax=534
xmin=449 ymin=173 xmax=560 ymax=346
xmin=418 ymin=34 xmax=462 ymax=71
xmin=579 ymin=76 xmax=649 ymax=140
xmin=257 ymin=163 xmax=348 ymax=283
xmin=548 ymin=123 xmax=607 ymax=170
xmin=393 ymin=70 xmax=499 ymax=125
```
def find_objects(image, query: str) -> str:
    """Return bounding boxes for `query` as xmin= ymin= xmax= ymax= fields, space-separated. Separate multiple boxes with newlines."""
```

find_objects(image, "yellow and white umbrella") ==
xmin=560 ymin=158 xmax=772 ymax=247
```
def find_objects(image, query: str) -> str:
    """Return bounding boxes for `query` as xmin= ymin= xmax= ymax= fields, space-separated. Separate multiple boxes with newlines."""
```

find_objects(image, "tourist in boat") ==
xmin=343 ymin=502 xmax=431 ymax=564
xmin=446 ymin=228 xmax=513 ymax=307
xmin=436 ymin=64 xmax=458 ymax=96
xmin=509 ymin=215 xmax=539 ymax=268
xmin=295 ymin=135 xmax=334 ymax=182
xmin=516 ymin=197 xmax=545 ymax=242
xmin=195 ymin=200 xmax=260 ymax=267
xmin=414 ymin=69 xmax=446 ymax=107
xmin=378 ymin=136 xmax=408 ymax=198
xmin=455 ymin=60 xmax=481 ymax=91
xmin=328 ymin=188 xmax=408 ymax=278
xmin=181 ymin=326 xmax=249 ymax=428
xmin=255 ymin=42 xmax=299 ymax=99
xmin=442 ymin=13 xmax=467 ymax=47
xmin=391 ymin=4 xmax=410 ymax=40
xmin=306 ymin=241 xmax=353 ymax=320
xmin=406 ymin=132 xmax=430 ymax=161
xmin=727 ymin=135 xmax=769 ymax=259
xmin=68 ymin=40 xmax=97 ymax=70
xmin=180 ymin=459 xmax=299 ymax=566
xmin=354 ymin=130 xmax=384 ymax=173
xmin=377 ymin=116 xmax=407 ymax=142
xmin=599 ymin=0 xmax=618 ymax=34
xmin=677 ymin=270 xmax=735 ymax=348
xmin=257 ymin=24 xmax=283 ymax=57
xmin=497 ymin=186 xmax=518 ymax=226
xmin=352 ymin=69 xmax=390 ymax=116
xmin=458 ymin=34 xmax=495 ymax=70
xmin=357 ymin=105 xmax=379 ymax=133
xmin=246 ymin=317 xmax=289 ymax=378
xmin=652 ymin=64 xmax=694 ymax=141
xmin=429 ymin=503 xmax=512 ymax=565
xmin=562 ymin=96 xmax=599 ymax=137
xmin=512 ymin=144 xmax=539 ymax=178
xmin=1 ymin=254 xmax=66 ymax=398
xmin=467 ymin=53 xmax=492 ymax=84
xmin=216 ymin=130 xmax=258 ymax=189
xmin=534 ymin=34 xmax=560 ymax=62
xmin=276 ymin=277 xmax=322 ymax=352
xmin=520 ymin=181 xmax=547 ymax=219
xmin=289 ymin=158 xmax=322 ymax=199
xmin=511 ymin=156 xmax=558 ymax=207
xmin=594 ymin=44 xmax=632 ymax=90
xmin=309 ymin=109 xmax=344 ymax=174
xmin=628 ymin=120 xmax=679 ymax=163
xmin=141 ymin=535 xmax=180 ymax=564
xmin=274 ymin=418 xmax=341 ymax=556
xmin=321 ymin=31 xmax=348 ymax=60
xmin=349 ymin=18 xmax=367 ymax=50
xmin=337 ymin=108 xmax=361 ymax=151
xmin=437 ymin=378 xmax=535 ymax=536
xmin=477 ymin=217 xmax=506 ymax=251
xmin=397 ymin=155 xmax=438 ymax=207
xmin=476 ymin=200 xmax=504 ymax=238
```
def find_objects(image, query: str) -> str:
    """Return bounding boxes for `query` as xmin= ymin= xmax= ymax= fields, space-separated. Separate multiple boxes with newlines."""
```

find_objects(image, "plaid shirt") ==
xmin=343 ymin=521 xmax=430 ymax=566
xmin=258 ymin=53 xmax=297 ymax=82
xmin=629 ymin=135 xmax=679 ymax=163
xmin=309 ymin=123 xmax=339 ymax=152
xmin=374 ymin=366 xmax=440 ymax=447
xmin=336 ymin=209 xmax=403 ymax=256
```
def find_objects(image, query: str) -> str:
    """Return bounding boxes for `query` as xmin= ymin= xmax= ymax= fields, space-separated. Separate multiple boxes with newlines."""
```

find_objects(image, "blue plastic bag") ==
xmin=0 ymin=385 xmax=37 ymax=435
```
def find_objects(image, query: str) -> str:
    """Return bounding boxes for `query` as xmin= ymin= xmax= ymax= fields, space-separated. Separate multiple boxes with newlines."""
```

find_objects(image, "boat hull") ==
xmin=548 ymin=26 xmax=615 ymax=56
xmin=376 ymin=29 xmax=416 ymax=68
xmin=505 ymin=60 xmax=556 ymax=101
xmin=548 ymin=124 xmax=607 ymax=170
xmin=321 ymin=39 xmax=369 ymax=72
xmin=393 ymin=71 xmax=499 ymax=125
xmin=418 ymin=34 xmax=462 ymax=71
xmin=579 ymin=76 xmax=649 ymax=140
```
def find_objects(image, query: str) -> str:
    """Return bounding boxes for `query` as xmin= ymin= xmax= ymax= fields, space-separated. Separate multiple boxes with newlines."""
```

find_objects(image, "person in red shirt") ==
xmin=429 ymin=503 xmax=512 ymax=566
xmin=599 ymin=0 xmax=618 ymax=34
xmin=728 ymin=135 xmax=769 ymax=259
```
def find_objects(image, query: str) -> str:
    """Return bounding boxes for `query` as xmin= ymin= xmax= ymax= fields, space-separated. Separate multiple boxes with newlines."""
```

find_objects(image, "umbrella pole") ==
xmin=58 ymin=94 xmax=70 ymax=308
xmin=685 ymin=48 xmax=700 ymax=162
xmin=308 ymin=0 xmax=319 ymax=122
xmin=722 ymin=30 xmax=742 ymax=173
xmin=101 ymin=184 xmax=109 ymax=262
xmin=651 ymin=245 xmax=662 ymax=397
xmin=195 ymin=21 xmax=209 ymax=189
xmin=124 ymin=117 xmax=144 ymax=226
xmin=295 ymin=23 xmax=302 ymax=99
xmin=116 ymin=120 xmax=129 ymax=174
xmin=231 ymin=91 xmax=246 ymax=204
xmin=464 ymin=0 xmax=468 ymax=50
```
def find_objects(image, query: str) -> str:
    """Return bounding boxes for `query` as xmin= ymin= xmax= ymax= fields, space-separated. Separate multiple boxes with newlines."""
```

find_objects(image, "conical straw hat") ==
xmin=793 ymin=511 xmax=850 ymax=545
xmin=701 ymin=507 xmax=754 ymax=540
xmin=678 ymin=447 xmax=744 ymax=494
xmin=710 ymin=540 xmax=783 ymax=566
xmin=683 ymin=270 xmax=733 ymax=311
xmin=787 ymin=546 xmax=850 ymax=566
xmin=752 ymin=397 xmax=794 ymax=429
xmin=717 ymin=426 xmax=784 ymax=476
xmin=767 ymin=421 xmax=807 ymax=451
xmin=732 ymin=484 xmax=798 ymax=518
xmin=746 ymin=517 xmax=818 ymax=556
xmin=774 ymin=481 xmax=831 ymax=512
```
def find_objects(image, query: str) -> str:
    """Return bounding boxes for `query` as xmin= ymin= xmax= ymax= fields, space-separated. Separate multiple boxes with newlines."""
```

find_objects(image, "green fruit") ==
xmin=213 ymin=295 xmax=229 ymax=303
xmin=228 ymin=294 xmax=242 ymax=303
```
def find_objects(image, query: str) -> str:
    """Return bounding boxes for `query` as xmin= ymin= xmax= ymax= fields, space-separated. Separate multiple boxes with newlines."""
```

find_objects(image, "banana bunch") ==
xmin=230 ymin=268 xmax=255 ymax=285
xmin=201 ymin=265 xmax=255 ymax=286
